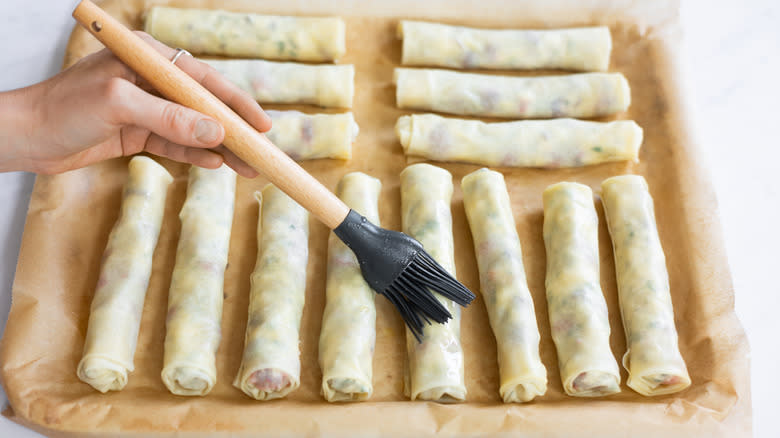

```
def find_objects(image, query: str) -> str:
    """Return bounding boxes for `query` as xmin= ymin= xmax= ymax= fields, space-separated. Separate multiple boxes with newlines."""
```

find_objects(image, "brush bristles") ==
xmin=408 ymin=251 xmax=475 ymax=306
xmin=382 ymin=250 xmax=477 ymax=342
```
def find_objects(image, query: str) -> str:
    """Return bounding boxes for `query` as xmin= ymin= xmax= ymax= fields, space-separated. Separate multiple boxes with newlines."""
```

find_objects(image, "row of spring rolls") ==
xmin=78 ymin=159 xmax=237 ymax=395
xmin=207 ymin=65 xmax=640 ymax=169
xmin=238 ymin=166 xmax=468 ymax=403
xmin=462 ymin=170 xmax=690 ymax=398
xmin=146 ymin=6 xmax=627 ymax=123
xmin=202 ymin=66 xmax=358 ymax=161
xmin=74 ymin=158 xmax=457 ymax=401
xmin=75 ymin=161 xmax=311 ymax=398
xmin=147 ymin=7 xmax=640 ymax=170
xmin=542 ymin=176 xmax=691 ymax=397
xmin=247 ymin=108 xmax=643 ymax=170
xmin=145 ymin=7 xmax=611 ymax=71
xmin=156 ymin=12 xmax=625 ymax=127
xmin=392 ymin=69 xmax=641 ymax=169
xmin=393 ymin=21 xmax=640 ymax=169
xmin=145 ymin=8 xmax=359 ymax=167
xmin=393 ymin=20 xmax=627 ymax=121
xmin=79 ymin=156 xmax=689 ymax=401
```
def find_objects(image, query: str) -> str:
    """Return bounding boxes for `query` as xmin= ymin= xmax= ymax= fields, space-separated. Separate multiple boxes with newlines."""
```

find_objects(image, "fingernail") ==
xmin=195 ymin=119 xmax=221 ymax=144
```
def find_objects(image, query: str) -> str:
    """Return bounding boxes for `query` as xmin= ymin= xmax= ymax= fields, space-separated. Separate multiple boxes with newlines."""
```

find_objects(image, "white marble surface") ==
xmin=0 ymin=0 xmax=776 ymax=436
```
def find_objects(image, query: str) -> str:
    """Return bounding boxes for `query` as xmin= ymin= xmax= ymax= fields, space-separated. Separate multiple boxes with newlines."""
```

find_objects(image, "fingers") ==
xmin=138 ymin=129 xmax=258 ymax=178
xmin=133 ymin=129 xmax=255 ymax=177
xmin=142 ymin=137 xmax=258 ymax=178
xmin=107 ymin=78 xmax=225 ymax=148
xmin=196 ymin=67 xmax=273 ymax=133
xmin=144 ymin=133 xmax=224 ymax=169
xmin=103 ymin=32 xmax=265 ymax=178
xmin=213 ymin=145 xmax=260 ymax=178
xmin=133 ymin=32 xmax=272 ymax=133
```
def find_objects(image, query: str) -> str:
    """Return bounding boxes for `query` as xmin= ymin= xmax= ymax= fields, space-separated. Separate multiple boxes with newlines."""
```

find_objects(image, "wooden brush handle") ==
xmin=72 ymin=0 xmax=350 ymax=229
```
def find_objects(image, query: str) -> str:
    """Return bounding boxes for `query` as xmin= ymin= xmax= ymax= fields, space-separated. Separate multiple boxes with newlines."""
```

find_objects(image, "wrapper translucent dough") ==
xmin=396 ymin=114 xmax=642 ymax=168
xmin=204 ymin=59 xmax=354 ymax=108
xmin=601 ymin=175 xmax=691 ymax=396
xmin=461 ymin=168 xmax=547 ymax=403
xmin=264 ymin=110 xmax=358 ymax=161
xmin=161 ymin=165 xmax=236 ymax=396
xmin=399 ymin=21 xmax=612 ymax=72
xmin=394 ymin=68 xmax=630 ymax=119
xmin=144 ymin=7 xmax=346 ymax=62
xmin=542 ymin=182 xmax=621 ymax=397
xmin=400 ymin=163 xmax=466 ymax=402
xmin=319 ymin=173 xmax=381 ymax=402
xmin=234 ymin=185 xmax=309 ymax=400
xmin=77 ymin=156 xmax=173 ymax=393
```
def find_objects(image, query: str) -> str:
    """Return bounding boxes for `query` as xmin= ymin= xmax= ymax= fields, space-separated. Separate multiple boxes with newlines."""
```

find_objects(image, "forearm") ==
xmin=0 ymin=86 xmax=40 ymax=172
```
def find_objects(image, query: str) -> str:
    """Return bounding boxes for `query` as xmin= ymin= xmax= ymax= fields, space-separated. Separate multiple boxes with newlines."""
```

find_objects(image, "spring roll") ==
xmin=396 ymin=114 xmax=642 ymax=168
xmin=543 ymin=182 xmax=621 ymax=397
xmin=77 ymin=156 xmax=173 ymax=393
xmin=319 ymin=173 xmax=381 ymax=402
xmin=264 ymin=110 xmax=358 ymax=161
xmin=395 ymin=68 xmax=630 ymax=119
xmin=461 ymin=168 xmax=547 ymax=402
xmin=162 ymin=165 xmax=236 ymax=396
xmin=144 ymin=7 xmax=346 ymax=62
xmin=601 ymin=175 xmax=691 ymax=396
xmin=399 ymin=21 xmax=611 ymax=72
xmin=234 ymin=185 xmax=310 ymax=400
xmin=400 ymin=163 xmax=466 ymax=402
xmin=204 ymin=59 xmax=354 ymax=108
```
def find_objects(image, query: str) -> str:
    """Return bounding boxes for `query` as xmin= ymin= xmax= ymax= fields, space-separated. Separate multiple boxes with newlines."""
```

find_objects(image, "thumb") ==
xmin=110 ymin=78 xmax=225 ymax=148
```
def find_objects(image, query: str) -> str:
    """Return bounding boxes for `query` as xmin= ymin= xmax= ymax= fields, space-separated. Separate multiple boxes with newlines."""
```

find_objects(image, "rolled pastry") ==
xmin=461 ymin=168 xmax=547 ymax=403
xmin=204 ymin=59 xmax=354 ymax=108
xmin=264 ymin=110 xmax=358 ymax=161
xmin=396 ymin=114 xmax=642 ymax=168
xmin=399 ymin=21 xmax=611 ymax=72
xmin=144 ymin=7 xmax=346 ymax=62
xmin=400 ymin=163 xmax=466 ymax=402
xmin=542 ymin=182 xmax=621 ymax=397
xmin=395 ymin=68 xmax=630 ymax=119
xmin=162 ymin=165 xmax=236 ymax=396
xmin=319 ymin=173 xmax=381 ymax=402
xmin=234 ymin=185 xmax=309 ymax=400
xmin=77 ymin=156 xmax=173 ymax=393
xmin=601 ymin=175 xmax=691 ymax=396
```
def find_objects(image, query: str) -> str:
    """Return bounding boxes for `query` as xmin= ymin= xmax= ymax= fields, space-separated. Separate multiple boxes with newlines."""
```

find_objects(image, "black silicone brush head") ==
xmin=334 ymin=210 xmax=476 ymax=341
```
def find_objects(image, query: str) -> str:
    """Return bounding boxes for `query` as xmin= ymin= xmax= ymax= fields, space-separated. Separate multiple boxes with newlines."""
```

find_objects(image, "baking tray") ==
xmin=0 ymin=0 xmax=751 ymax=436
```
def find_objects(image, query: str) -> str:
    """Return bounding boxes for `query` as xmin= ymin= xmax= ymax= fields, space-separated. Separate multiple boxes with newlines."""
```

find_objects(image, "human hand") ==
xmin=0 ymin=32 xmax=270 ymax=177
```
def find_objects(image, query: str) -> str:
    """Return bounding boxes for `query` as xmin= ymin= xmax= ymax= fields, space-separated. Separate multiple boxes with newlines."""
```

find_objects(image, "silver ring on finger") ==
xmin=170 ymin=48 xmax=191 ymax=65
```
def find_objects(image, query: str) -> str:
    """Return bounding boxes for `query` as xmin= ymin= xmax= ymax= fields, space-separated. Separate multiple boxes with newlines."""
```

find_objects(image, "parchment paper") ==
xmin=0 ymin=0 xmax=751 ymax=436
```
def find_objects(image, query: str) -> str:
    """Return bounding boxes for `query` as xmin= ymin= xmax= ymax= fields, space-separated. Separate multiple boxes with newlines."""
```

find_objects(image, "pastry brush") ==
xmin=72 ymin=0 xmax=475 ymax=341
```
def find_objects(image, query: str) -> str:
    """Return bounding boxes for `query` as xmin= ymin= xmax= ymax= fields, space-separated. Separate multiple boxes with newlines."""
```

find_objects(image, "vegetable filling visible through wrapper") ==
xmin=398 ymin=21 xmax=612 ymax=71
xmin=161 ymin=165 xmax=236 ymax=396
xmin=319 ymin=172 xmax=382 ymax=402
xmin=601 ymin=175 xmax=691 ymax=396
xmin=77 ymin=156 xmax=173 ymax=393
xmin=462 ymin=168 xmax=547 ymax=402
xmin=543 ymin=182 xmax=621 ymax=397
xmin=400 ymin=163 xmax=466 ymax=403
xmin=234 ymin=185 xmax=310 ymax=400
xmin=395 ymin=68 xmax=630 ymax=119
xmin=396 ymin=113 xmax=642 ymax=168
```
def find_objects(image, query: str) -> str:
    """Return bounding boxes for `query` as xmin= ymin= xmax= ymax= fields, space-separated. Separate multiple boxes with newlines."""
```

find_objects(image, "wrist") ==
xmin=0 ymin=85 xmax=42 ymax=173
